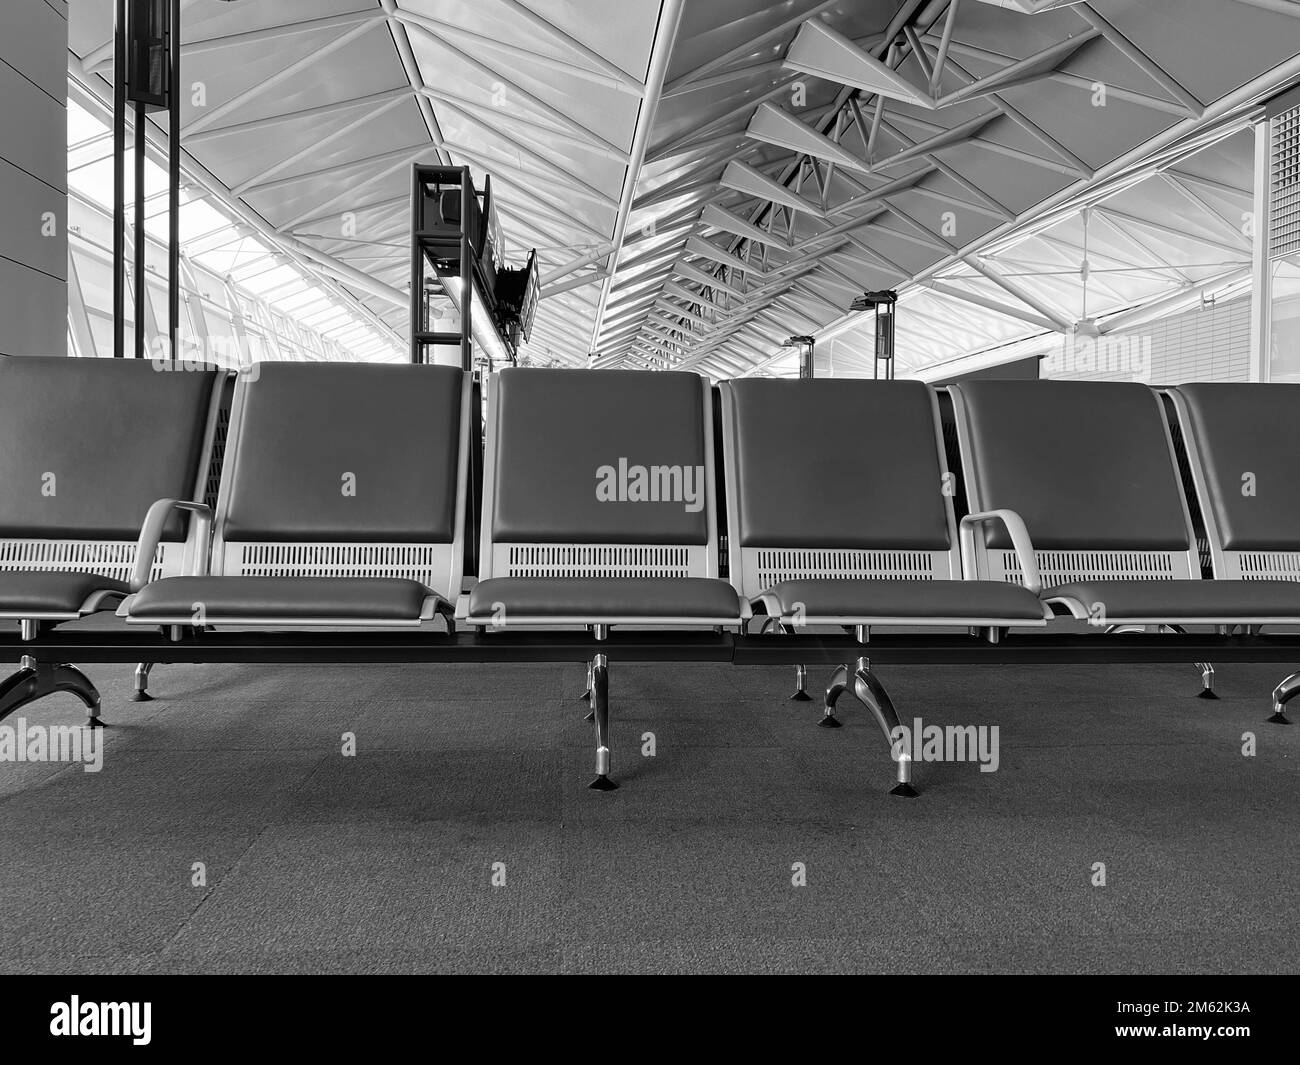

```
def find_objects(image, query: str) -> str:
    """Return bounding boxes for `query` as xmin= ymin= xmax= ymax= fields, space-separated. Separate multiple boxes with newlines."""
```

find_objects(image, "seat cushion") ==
xmin=1043 ymin=579 xmax=1300 ymax=621
xmin=754 ymin=578 xmax=1047 ymax=622
xmin=0 ymin=571 xmax=129 ymax=615
xmin=467 ymin=576 xmax=743 ymax=623
xmin=128 ymin=576 xmax=436 ymax=622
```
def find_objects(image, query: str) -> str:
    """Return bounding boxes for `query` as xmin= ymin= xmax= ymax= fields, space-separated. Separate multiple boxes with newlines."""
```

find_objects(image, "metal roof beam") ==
xmin=923 ymin=278 xmax=1058 ymax=332
xmin=962 ymin=256 xmax=1073 ymax=331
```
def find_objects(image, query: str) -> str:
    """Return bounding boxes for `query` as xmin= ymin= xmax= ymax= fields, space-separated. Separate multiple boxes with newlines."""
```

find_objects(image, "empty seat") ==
xmin=719 ymin=378 xmax=1049 ymax=627
xmin=719 ymin=377 xmax=1048 ymax=795
xmin=120 ymin=362 xmax=471 ymax=630
xmin=0 ymin=355 xmax=222 ymax=722
xmin=1169 ymin=383 xmax=1300 ymax=573
xmin=1167 ymin=383 xmax=1300 ymax=719
xmin=950 ymin=380 xmax=1300 ymax=626
xmin=463 ymin=368 xmax=743 ymax=629
xmin=461 ymin=367 xmax=746 ymax=789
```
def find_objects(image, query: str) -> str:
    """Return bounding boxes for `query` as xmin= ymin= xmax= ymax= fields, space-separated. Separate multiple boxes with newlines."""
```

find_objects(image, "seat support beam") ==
xmin=5 ymin=629 xmax=1300 ymax=667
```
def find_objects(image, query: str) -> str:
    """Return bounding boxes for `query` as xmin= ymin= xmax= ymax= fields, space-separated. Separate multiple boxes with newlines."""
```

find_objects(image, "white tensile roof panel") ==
xmin=596 ymin=0 xmax=1300 ymax=379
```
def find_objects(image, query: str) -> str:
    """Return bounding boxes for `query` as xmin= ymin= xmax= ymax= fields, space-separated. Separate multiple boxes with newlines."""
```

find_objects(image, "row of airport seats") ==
xmin=2 ymin=355 xmax=1299 ymax=795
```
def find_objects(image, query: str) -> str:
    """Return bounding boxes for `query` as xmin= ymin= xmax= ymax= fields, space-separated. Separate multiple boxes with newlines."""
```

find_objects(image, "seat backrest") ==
xmin=0 ymin=355 xmax=221 ymax=583
xmin=1169 ymin=383 xmax=1300 ymax=579
xmin=480 ymin=368 xmax=718 ymax=579
xmin=718 ymin=378 xmax=959 ymax=598
xmin=949 ymin=380 xmax=1199 ymax=586
xmin=211 ymin=362 xmax=471 ymax=596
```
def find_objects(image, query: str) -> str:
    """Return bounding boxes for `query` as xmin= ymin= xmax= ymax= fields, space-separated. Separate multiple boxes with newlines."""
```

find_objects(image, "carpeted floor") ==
xmin=1 ymin=643 xmax=1297 ymax=974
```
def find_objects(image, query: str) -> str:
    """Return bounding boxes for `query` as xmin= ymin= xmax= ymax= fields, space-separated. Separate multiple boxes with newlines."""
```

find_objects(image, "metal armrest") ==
xmin=131 ymin=499 xmax=213 ymax=591
xmin=959 ymin=509 xmax=1041 ymax=596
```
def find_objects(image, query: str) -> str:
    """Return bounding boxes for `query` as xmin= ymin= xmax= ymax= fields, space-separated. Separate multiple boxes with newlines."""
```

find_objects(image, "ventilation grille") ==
xmin=0 ymin=540 xmax=163 ymax=582
xmin=204 ymin=403 xmax=232 ymax=512
xmin=1237 ymin=552 xmax=1300 ymax=580
xmin=506 ymin=545 xmax=691 ymax=577
xmin=1271 ymin=103 xmax=1300 ymax=260
xmin=234 ymin=543 xmax=441 ymax=583
xmin=1000 ymin=550 xmax=1177 ymax=586
xmin=757 ymin=549 xmax=936 ymax=587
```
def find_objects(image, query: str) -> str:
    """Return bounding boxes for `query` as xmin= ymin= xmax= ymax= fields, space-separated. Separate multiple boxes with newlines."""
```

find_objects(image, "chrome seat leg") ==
xmin=0 ymin=662 xmax=102 ymax=727
xmin=851 ymin=657 xmax=917 ymax=797
xmin=820 ymin=664 xmax=848 ymax=728
xmin=132 ymin=662 xmax=155 ymax=702
xmin=581 ymin=659 xmax=594 ymax=720
xmin=1195 ymin=662 xmax=1218 ymax=700
xmin=588 ymin=654 xmax=617 ymax=790
xmin=790 ymin=663 xmax=812 ymax=701
xmin=1269 ymin=670 xmax=1300 ymax=724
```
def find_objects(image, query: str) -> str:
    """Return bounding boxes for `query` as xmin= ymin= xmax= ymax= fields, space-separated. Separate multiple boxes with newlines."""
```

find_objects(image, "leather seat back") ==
xmin=220 ymin=363 xmax=465 ymax=545
xmin=950 ymin=380 xmax=1194 ymax=552
xmin=488 ymin=368 xmax=712 ymax=547
xmin=720 ymin=378 xmax=952 ymax=551
xmin=1174 ymin=383 xmax=1300 ymax=552
xmin=0 ymin=356 xmax=219 ymax=543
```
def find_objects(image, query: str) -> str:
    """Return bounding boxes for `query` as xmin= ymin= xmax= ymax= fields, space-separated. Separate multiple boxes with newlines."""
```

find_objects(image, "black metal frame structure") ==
xmin=111 ymin=0 xmax=182 ymax=361
xmin=851 ymin=290 xmax=899 ymax=380
xmin=6 ymin=629 xmax=1300 ymax=667
xmin=408 ymin=164 xmax=538 ymax=369
xmin=783 ymin=334 xmax=816 ymax=378
xmin=410 ymin=164 xmax=476 ymax=369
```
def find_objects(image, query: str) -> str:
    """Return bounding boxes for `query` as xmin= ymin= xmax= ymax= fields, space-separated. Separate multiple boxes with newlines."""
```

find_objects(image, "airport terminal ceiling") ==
xmin=65 ymin=0 xmax=1300 ymax=378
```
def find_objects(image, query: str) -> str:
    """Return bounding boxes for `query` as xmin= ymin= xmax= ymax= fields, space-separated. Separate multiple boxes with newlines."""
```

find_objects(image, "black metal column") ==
xmin=133 ymin=97 xmax=146 ymax=360
xmin=112 ymin=0 xmax=127 ymax=358
xmin=409 ymin=167 xmax=422 ymax=364
xmin=168 ymin=0 xmax=180 ymax=364
xmin=459 ymin=172 xmax=472 ymax=371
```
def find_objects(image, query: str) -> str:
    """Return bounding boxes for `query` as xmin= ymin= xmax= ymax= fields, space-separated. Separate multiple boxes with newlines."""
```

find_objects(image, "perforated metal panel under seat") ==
xmin=499 ymin=544 xmax=695 ymax=578
xmin=754 ymin=549 xmax=939 ymax=588
xmin=1236 ymin=552 xmax=1300 ymax=580
xmin=224 ymin=543 xmax=446 ymax=586
xmin=0 ymin=540 xmax=167 ymax=584
xmin=996 ymin=549 xmax=1188 ymax=587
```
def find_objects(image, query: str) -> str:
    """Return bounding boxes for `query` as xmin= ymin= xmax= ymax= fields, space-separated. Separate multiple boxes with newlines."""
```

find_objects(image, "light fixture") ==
xmin=438 ymin=274 xmax=512 ymax=369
